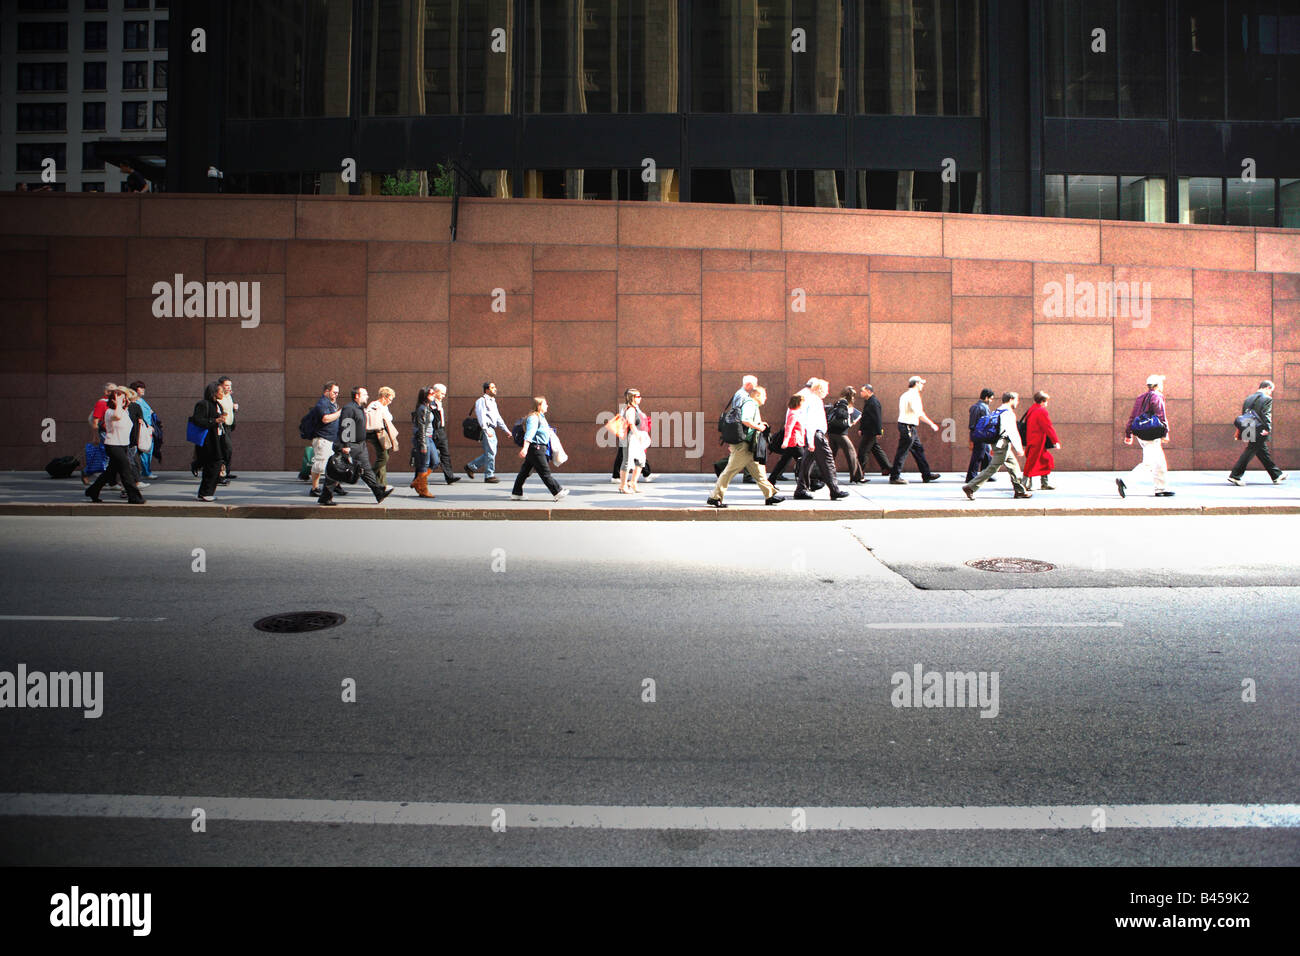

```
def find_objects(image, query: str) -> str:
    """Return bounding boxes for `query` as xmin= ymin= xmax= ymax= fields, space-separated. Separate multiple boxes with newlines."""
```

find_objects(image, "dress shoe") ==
xmin=1115 ymin=478 xmax=1127 ymax=498
xmin=706 ymin=497 xmax=727 ymax=508
xmin=793 ymin=491 xmax=815 ymax=500
xmin=484 ymin=476 xmax=500 ymax=483
xmin=1155 ymin=490 xmax=1176 ymax=497
xmin=830 ymin=490 xmax=850 ymax=500
xmin=765 ymin=495 xmax=785 ymax=505
xmin=375 ymin=486 xmax=395 ymax=503
xmin=510 ymin=493 xmax=525 ymax=500
xmin=225 ymin=473 xmax=238 ymax=480
xmin=218 ymin=478 xmax=230 ymax=486
xmin=962 ymin=485 xmax=975 ymax=500
xmin=310 ymin=487 xmax=321 ymax=496
xmin=319 ymin=498 xmax=337 ymax=506
xmin=334 ymin=486 xmax=349 ymax=495
xmin=465 ymin=464 xmax=477 ymax=479
xmin=445 ymin=475 xmax=461 ymax=484
xmin=922 ymin=474 xmax=942 ymax=483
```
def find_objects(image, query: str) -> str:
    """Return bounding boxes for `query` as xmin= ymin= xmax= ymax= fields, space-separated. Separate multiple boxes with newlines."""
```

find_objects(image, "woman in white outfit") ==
xmin=619 ymin=388 xmax=649 ymax=494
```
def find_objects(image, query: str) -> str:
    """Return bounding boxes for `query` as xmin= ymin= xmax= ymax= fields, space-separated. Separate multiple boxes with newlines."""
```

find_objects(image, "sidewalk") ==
xmin=0 ymin=470 xmax=1294 ymax=520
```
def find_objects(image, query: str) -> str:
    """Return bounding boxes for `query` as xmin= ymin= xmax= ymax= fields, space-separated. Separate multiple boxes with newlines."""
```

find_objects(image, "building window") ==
xmin=1046 ymin=173 xmax=1166 ymax=222
xmin=153 ymin=60 xmax=168 ymax=90
xmin=83 ymin=182 xmax=105 ymax=192
xmin=84 ymin=61 xmax=107 ymax=90
xmin=1226 ymin=177 xmax=1276 ymax=225
xmin=18 ymin=63 xmax=68 ymax=92
xmin=1120 ymin=175 xmax=1166 ymax=221
xmin=692 ymin=169 xmax=847 ymax=207
xmin=153 ymin=101 xmax=167 ymax=129
xmin=123 ymin=61 xmax=149 ymax=90
xmin=228 ymin=0 xmax=354 ymax=118
xmin=17 ymin=144 xmax=66 ymax=172
xmin=859 ymin=0 xmax=982 ymax=115
xmin=1179 ymin=176 xmax=1225 ymax=224
xmin=1179 ymin=0 xmax=1226 ymax=118
xmin=19 ymin=22 xmax=69 ymax=51
xmin=83 ymin=102 xmax=107 ymax=130
xmin=1045 ymin=0 xmax=1166 ymax=118
xmin=124 ymin=21 xmax=150 ymax=50
xmin=124 ymin=0 xmax=150 ymax=7
xmin=526 ymin=0 xmax=680 ymax=114
xmin=19 ymin=0 xmax=68 ymax=9
xmin=85 ymin=0 xmax=108 ymax=9
xmin=693 ymin=0 xmax=845 ymax=113
xmin=17 ymin=104 xmax=68 ymax=132
xmin=122 ymin=101 xmax=149 ymax=130
xmin=82 ymin=142 xmax=105 ymax=171
xmin=522 ymin=168 xmax=676 ymax=201
xmin=84 ymin=21 xmax=108 ymax=51
xmin=154 ymin=20 xmax=169 ymax=49
xmin=1283 ymin=179 xmax=1300 ymax=228
xmin=857 ymin=169 xmax=981 ymax=212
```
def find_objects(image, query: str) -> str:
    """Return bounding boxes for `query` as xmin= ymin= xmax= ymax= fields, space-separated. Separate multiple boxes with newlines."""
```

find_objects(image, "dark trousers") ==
xmin=797 ymin=433 xmax=841 ymax=496
xmin=198 ymin=454 xmax=222 ymax=497
xmin=88 ymin=444 xmax=144 ymax=502
xmin=514 ymin=442 xmax=561 ymax=496
xmin=321 ymin=446 xmax=387 ymax=503
xmin=768 ymin=446 xmax=803 ymax=479
xmin=432 ymin=427 xmax=455 ymax=481
xmin=221 ymin=425 xmax=234 ymax=474
xmin=857 ymin=433 xmax=891 ymax=473
xmin=827 ymin=433 xmax=864 ymax=482
xmin=890 ymin=423 xmax=935 ymax=480
xmin=965 ymin=440 xmax=991 ymax=483
xmin=1230 ymin=438 xmax=1282 ymax=481
xmin=612 ymin=447 xmax=651 ymax=479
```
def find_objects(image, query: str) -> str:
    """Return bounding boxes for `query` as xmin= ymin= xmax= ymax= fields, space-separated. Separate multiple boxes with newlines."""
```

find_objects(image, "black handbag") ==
xmin=752 ymin=432 xmax=769 ymax=464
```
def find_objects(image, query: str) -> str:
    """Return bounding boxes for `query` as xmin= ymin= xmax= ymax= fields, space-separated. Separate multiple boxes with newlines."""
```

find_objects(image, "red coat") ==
xmin=1022 ymin=402 xmax=1059 ymax=477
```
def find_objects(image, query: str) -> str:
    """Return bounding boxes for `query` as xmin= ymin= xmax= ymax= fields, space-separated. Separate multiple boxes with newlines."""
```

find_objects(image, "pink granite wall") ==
xmin=1 ymin=193 xmax=1297 ymax=473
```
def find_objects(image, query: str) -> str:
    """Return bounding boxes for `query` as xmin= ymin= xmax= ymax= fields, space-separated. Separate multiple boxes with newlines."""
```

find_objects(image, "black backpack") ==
xmin=45 ymin=456 xmax=79 ymax=479
xmin=298 ymin=407 xmax=318 ymax=440
xmin=826 ymin=401 xmax=851 ymax=435
xmin=719 ymin=403 xmax=747 ymax=444
xmin=462 ymin=410 xmax=483 ymax=441
xmin=511 ymin=418 xmax=527 ymax=447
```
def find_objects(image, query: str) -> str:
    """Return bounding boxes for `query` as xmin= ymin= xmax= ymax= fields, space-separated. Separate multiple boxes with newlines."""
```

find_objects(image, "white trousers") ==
xmin=1132 ymin=437 xmax=1168 ymax=492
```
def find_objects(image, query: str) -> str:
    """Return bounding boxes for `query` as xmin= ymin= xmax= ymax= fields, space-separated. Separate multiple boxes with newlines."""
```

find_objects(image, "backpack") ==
xmin=1017 ymin=412 xmax=1029 ymax=445
xmin=972 ymin=411 xmax=1002 ymax=443
xmin=45 ymin=455 xmax=79 ymax=479
xmin=298 ymin=407 xmax=318 ymax=440
xmin=719 ymin=403 xmax=748 ymax=444
xmin=511 ymin=418 xmax=527 ymax=447
xmin=826 ymin=402 xmax=851 ymax=435
xmin=462 ymin=409 xmax=483 ymax=441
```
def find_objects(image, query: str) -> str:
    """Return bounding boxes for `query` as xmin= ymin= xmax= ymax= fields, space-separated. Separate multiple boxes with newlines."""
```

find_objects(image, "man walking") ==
xmin=889 ymin=376 xmax=942 ymax=484
xmin=319 ymin=386 xmax=394 ymax=506
xmin=429 ymin=384 xmax=461 ymax=485
xmin=962 ymin=391 xmax=1032 ymax=499
xmin=309 ymin=381 xmax=345 ymax=499
xmin=1228 ymin=380 xmax=1287 ymax=486
xmin=1118 ymin=374 xmax=1174 ymax=498
xmin=965 ymin=388 xmax=995 ymax=484
xmin=216 ymin=375 xmax=238 ymax=483
xmin=707 ymin=386 xmax=782 ymax=507
xmin=466 ymin=381 xmax=509 ymax=483
xmin=793 ymin=378 xmax=849 ymax=501
xmin=856 ymin=383 xmax=891 ymax=476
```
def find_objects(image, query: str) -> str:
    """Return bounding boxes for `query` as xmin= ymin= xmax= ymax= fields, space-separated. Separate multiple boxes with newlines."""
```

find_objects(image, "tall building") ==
xmin=169 ymin=1 xmax=1297 ymax=227
xmin=1 ymin=0 xmax=169 ymax=193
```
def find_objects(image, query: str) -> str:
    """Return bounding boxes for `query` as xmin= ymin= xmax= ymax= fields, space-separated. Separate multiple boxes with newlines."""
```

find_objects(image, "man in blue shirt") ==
xmin=309 ymin=381 xmax=344 ymax=499
xmin=965 ymin=388 xmax=996 ymax=484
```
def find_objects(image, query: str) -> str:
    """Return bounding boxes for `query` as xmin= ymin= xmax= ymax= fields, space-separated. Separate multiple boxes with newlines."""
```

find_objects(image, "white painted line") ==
xmin=862 ymin=622 xmax=1123 ymax=629
xmin=0 ymin=794 xmax=1294 ymax=830
xmin=0 ymin=616 xmax=165 ymax=622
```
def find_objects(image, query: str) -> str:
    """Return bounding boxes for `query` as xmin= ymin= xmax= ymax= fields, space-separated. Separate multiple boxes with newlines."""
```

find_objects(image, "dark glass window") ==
xmin=1045 ymin=174 xmax=1066 ymax=216
xmin=19 ymin=22 xmax=68 ymax=51
xmin=1119 ymin=175 xmax=1167 ymax=221
xmin=123 ymin=61 xmax=149 ymax=89
xmin=17 ymin=104 xmax=68 ymax=132
xmin=19 ymin=0 xmax=68 ymax=8
xmin=1281 ymin=178 xmax=1299 ymax=227
xmin=522 ymin=168 xmax=677 ymax=200
xmin=82 ymin=182 xmax=105 ymax=192
xmin=525 ymin=0 xmax=679 ymax=113
xmin=694 ymin=0 xmax=845 ymax=113
xmin=1045 ymin=1 xmax=1166 ymax=117
xmin=1179 ymin=176 xmax=1225 ymax=223
xmin=859 ymin=0 xmax=981 ymax=115
xmin=18 ymin=63 xmax=67 ymax=91
xmin=856 ymin=169 xmax=981 ymax=212
xmin=122 ymin=101 xmax=149 ymax=130
xmin=124 ymin=0 xmax=150 ymax=7
xmin=85 ymin=0 xmax=108 ymax=9
xmin=124 ymin=21 xmax=150 ymax=49
xmin=1281 ymin=14 xmax=1300 ymax=118
xmin=153 ymin=101 xmax=167 ymax=129
xmin=154 ymin=20 xmax=168 ymax=49
xmin=1066 ymin=174 xmax=1119 ymax=219
xmin=1180 ymin=0 xmax=1226 ymax=118
xmin=1226 ymin=176 xmax=1275 ymax=224
xmin=84 ymin=61 xmax=107 ymax=90
xmin=84 ymin=21 xmax=107 ymax=51
xmin=82 ymin=142 xmax=103 ymax=171
xmin=1226 ymin=0 xmax=1278 ymax=120
xmin=1118 ymin=1 xmax=1167 ymax=116
xmin=688 ymin=169 xmax=847 ymax=206
xmin=153 ymin=60 xmax=168 ymax=89
xmin=16 ymin=144 xmax=66 ymax=172
xmin=360 ymin=0 xmax=514 ymax=115
xmin=227 ymin=0 xmax=354 ymax=118
xmin=83 ymin=101 xmax=106 ymax=130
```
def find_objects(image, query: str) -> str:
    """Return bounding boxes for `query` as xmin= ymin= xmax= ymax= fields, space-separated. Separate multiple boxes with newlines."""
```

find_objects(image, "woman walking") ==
xmin=826 ymin=386 xmax=865 ymax=483
xmin=618 ymin=388 xmax=649 ymax=494
xmin=365 ymin=386 xmax=399 ymax=486
xmin=190 ymin=381 xmax=228 ymax=501
xmin=511 ymin=397 xmax=568 ymax=502
xmin=408 ymin=387 xmax=436 ymax=499
xmin=84 ymin=387 xmax=146 ymax=504
xmin=1022 ymin=390 xmax=1061 ymax=490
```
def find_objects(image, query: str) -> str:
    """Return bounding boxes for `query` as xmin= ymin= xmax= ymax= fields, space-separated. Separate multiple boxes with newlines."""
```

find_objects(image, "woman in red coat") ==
xmin=1023 ymin=390 xmax=1061 ymax=489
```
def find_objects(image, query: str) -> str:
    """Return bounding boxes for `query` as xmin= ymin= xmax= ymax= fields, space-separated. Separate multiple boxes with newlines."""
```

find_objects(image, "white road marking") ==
xmin=862 ymin=622 xmax=1123 ymax=629
xmin=0 ymin=615 xmax=165 ymax=622
xmin=0 ymin=794 xmax=1294 ymax=830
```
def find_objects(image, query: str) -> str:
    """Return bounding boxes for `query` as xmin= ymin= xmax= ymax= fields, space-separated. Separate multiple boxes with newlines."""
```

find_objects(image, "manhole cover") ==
xmin=253 ymin=611 xmax=346 ymax=633
xmin=965 ymin=557 xmax=1056 ymax=573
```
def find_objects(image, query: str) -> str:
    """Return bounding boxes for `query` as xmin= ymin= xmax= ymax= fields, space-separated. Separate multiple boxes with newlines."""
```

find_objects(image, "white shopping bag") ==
xmin=549 ymin=430 xmax=569 ymax=467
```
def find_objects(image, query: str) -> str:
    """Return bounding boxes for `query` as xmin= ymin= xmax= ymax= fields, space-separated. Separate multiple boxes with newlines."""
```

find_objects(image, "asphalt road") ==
xmin=0 ymin=515 xmax=1296 ymax=865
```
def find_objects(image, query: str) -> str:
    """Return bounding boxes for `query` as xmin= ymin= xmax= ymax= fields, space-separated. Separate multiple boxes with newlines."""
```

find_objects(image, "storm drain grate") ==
xmin=254 ymin=611 xmax=346 ymax=633
xmin=965 ymin=557 xmax=1056 ymax=573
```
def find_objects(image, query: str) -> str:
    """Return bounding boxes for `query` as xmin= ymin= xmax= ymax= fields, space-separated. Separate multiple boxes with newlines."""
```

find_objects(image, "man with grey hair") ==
xmin=1228 ymin=380 xmax=1286 ymax=486
xmin=731 ymin=374 xmax=758 ymax=409
xmin=429 ymin=384 xmax=460 ymax=484
xmin=962 ymin=391 xmax=1032 ymax=499
xmin=793 ymin=378 xmax=849 ymax=501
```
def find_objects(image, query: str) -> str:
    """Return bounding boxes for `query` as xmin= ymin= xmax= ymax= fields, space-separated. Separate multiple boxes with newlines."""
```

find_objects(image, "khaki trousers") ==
xmin=965 ymin=437 xmax=1028 ymax=494
xmin=712 ymin=441 xmax=776 ymax=501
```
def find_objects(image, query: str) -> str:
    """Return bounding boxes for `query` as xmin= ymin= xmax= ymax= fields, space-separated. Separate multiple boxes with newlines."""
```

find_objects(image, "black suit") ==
xmin=965 ymin=401 xmax=992 ymax=482
xmin=430 ymin=401 xmax=456 ymax=482
xmin=320 ymin=401 xmax=387 ymax=503
xmin=1231 ymin=390 xmax=1282 ymax=481
xmin=856 ymin=395 xmax=891 ymax=473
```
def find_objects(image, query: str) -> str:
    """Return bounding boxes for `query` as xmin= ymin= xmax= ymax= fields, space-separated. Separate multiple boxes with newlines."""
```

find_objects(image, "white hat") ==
xmin=1146 ymin=374 xmax=1165 ymax=386
xmin=909 ymin=375 xmax=926 ymax=386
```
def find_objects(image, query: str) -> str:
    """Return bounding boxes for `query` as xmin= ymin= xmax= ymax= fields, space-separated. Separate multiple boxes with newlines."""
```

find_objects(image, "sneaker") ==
xmin=889 ymin=477 xmax=908 ymax=485
xmin=610 ymin=477 xmax=621 ymax=483
xmin=197 ymin=495 xmax=216 ymax=502
xmin=310 ymin=487 xmax=321 ymax=496
xmin=1155 ymin=490 xmax=1176 ymax=497
xmin=642 ymin=474 xmax=656 ymax=482
xmin=137 ymin=481 xmax=152 ymax=488
xmin=765 ymin=495 xmax=785 ymax=505
xmin=706 ymin=497 xmax=727 ymax=508
xmin=1116 ymin=478 xmax=1127 ymax=498
xmin=922 ymin=474 xmax=942 ymax=483
xmin=1013 ymin=488 xmax=1033 ymax=499
xmin=143 ymin=473 xmax=158 ymax=480
xmin=553 ymin=488 xmax=569 ymax=502
xmin=465 ymin=464 xmax=477 ymax=479
xmin=962 ymin=485 xmax=974 ymax=500
xmin=1226 ymin=476 xmax=1244 ymax=486
xmin=510 ymin=493 xmax=525 ymax=501
xmin=1275 ymin=473 xmax=1288 ymax=484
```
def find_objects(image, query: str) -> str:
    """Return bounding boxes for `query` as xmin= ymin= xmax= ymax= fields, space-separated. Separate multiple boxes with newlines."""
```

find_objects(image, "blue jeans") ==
xmin=414 ymin=445 xmax=436 ymax=473
xmin=468 ymin=430 xmax=497 ymax=478
xmin=139 ymin=449 xmax=154 ymax=476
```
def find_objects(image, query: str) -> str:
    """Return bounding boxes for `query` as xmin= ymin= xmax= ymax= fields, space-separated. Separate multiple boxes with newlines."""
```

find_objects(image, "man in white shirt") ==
xmin=216 ymin=375 xmax=238 ymax=482
xmin=794 ymin=378 xmax=849 ymax=501
xmin=466 ymin=381 xmax=510 ymax=483
xmin=889 ymin=375 xmax=942 ymax=484
xmin=731 ymin=374 xmax=758 ymax=409
xmin=962 ymin=391 xmax=1032 ymax=499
